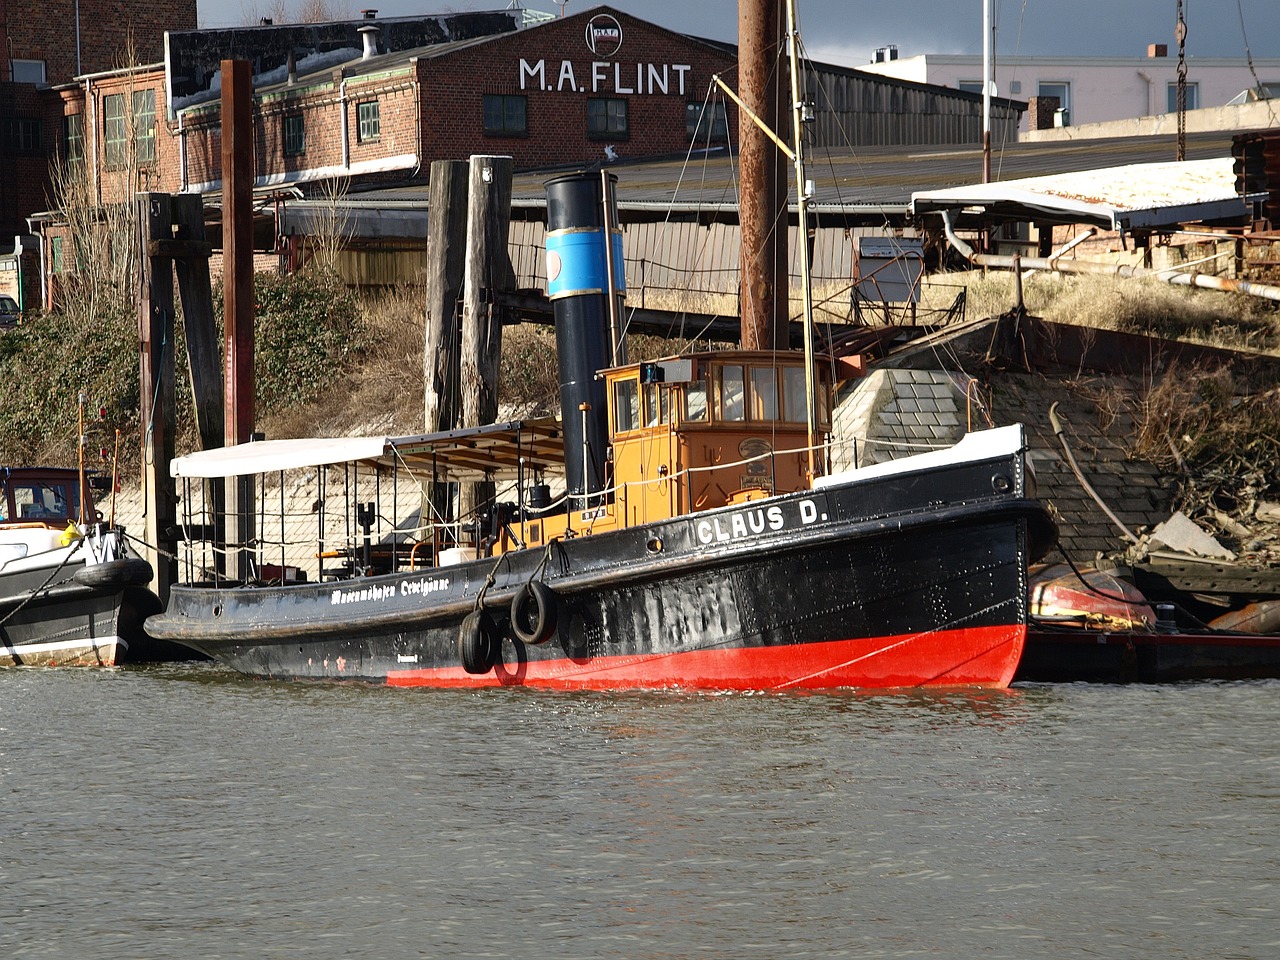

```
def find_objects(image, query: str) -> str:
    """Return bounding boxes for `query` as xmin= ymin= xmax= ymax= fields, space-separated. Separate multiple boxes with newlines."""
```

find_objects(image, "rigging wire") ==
xmin=1236 ymin=0 xmax=1280 ymax=126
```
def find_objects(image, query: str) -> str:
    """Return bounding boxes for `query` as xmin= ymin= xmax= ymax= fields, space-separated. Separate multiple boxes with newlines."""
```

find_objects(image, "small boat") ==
xmin=1 ymin=466 xmax=155 ymax=667
xmin=1019 ymin=562 xmax=1280 ymax=683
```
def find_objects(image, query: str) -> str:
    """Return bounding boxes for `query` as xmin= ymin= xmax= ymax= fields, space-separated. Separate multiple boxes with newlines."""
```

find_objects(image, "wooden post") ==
xmin=738 ymin=0 xmax=787 ymax=351
xmin=422 ymin=159 xmax=469 ymax=538
xmin=222 ymin=59 xmax=255 ymax=580
xmin=458 ymin=154 xmax=514 ymax=528
xmin=137 ymin=193 xmax=178 ymax=602
xmin=423 ymin=159 xmax=469 ymax=434
xmin=171 ymin=193 xmax=227 ymax=573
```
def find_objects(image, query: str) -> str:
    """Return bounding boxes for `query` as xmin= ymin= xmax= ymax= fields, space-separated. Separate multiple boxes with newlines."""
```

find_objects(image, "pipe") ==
xmin=177 ymin=110 xmax=187 ymax=191
xmin=972 ymin=250 xmax=1280 ymax=303
xmin=1023 ymin=226 xmax=1096 ymax=278
xmin=340 ymin=78 xmax=350 ymax=170
xmin=939 ymin=209 xmax=977 ymax=260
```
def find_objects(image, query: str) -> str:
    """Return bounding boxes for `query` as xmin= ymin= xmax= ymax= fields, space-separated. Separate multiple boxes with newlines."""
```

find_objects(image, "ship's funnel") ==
xmin=544 ymin=172 xmax=625 ymax=509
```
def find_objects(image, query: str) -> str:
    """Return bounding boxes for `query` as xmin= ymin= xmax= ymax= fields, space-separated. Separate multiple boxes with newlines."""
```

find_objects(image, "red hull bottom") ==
xmin=386 ymin=624 xmax=1026 ymax=691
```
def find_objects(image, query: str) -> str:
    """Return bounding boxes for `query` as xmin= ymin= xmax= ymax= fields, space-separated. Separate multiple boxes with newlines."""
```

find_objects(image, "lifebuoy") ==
xmin=458 ymin=610 xmax=496 ymax=674
xmin=510 ymin=580 xmax=557 ymax=645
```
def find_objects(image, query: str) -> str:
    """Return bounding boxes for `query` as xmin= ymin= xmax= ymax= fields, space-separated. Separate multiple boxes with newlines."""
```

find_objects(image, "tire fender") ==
xmin=510 ymin=581 xmax=557 ymax=645
xmin=458 ymin=610 xmax=496 ymax=674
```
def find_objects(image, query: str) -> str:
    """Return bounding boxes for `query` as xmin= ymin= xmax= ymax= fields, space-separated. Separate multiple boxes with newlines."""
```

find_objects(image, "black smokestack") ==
xmin=544 ymin=172 xmax=622 ymax=508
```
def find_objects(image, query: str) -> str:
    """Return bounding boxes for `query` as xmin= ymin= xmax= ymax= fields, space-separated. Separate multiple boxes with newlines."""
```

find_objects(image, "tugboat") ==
xmin=145 ymin=167 xmax=1056 ymax=690
xmin=146 ymin=0 xmax=1056 ymax=689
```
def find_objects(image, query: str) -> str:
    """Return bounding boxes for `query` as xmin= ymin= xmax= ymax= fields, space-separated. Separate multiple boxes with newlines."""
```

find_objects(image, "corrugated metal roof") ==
xmin=330 ymin=130 xmax=1240 ymax=229
xmin=910 ymin=157 xmax=1247 ymax=230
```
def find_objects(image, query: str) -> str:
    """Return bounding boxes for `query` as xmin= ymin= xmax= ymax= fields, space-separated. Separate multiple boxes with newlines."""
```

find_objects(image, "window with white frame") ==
xmin=283 ymin=113 xmax=305 ymax=157
xmin=10 ymin=59 xmax=46 ymax=85
xmin=357 ymin=100 xmax=380 ymax=142
xmin=1167 ymin=82 xmax=1199 ymax=113
xmin=1037 ymin=81 xmax=1070 ymax=122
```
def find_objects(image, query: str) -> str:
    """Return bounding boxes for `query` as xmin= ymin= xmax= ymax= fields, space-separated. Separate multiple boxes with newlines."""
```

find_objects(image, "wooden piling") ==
xmin=459 ymin=155 xmax=514 ymax=524
xmin=221 ymin=59 xmax=255 ymax=580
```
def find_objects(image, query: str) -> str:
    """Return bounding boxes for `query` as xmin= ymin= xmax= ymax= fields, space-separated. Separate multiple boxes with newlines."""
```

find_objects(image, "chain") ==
xmin=1176 ymin=0 xmax=1188 ymax=161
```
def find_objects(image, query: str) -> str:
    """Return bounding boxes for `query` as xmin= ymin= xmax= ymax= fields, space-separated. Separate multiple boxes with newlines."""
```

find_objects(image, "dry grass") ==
xmin=257 ymin=267 xmax=1280 ymax=441
xmin=258 ymin=285 xmax=427 ymax=440
xmin=925 ymin=269 xmax=1280 ymax=354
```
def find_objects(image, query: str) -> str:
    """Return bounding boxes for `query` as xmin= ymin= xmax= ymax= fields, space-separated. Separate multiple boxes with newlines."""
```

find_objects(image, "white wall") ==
xmin=859 ymin=54 xmax=1280 ymax=130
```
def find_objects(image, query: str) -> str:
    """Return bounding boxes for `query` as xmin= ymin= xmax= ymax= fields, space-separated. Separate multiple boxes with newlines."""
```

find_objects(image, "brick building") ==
xmin=1 ymin=0 xmax=195 ymax=86
xmin=1 ymin=0 xmax=195 ymax=300
xmin=27 ymin=5 xmax=1012 ymax=306
xmin=170 ymin=8 xmax=736 ymax=194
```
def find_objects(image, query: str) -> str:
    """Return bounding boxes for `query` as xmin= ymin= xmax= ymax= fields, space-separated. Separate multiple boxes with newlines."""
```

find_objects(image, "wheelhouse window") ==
xmin=587 ymin=97 xmax=628 ymax=139
xmin=358 ymin=100 xmax=381 ymax=141
xmin=8 ymin=480 xmax=78 ymax=521
xmin=718 ymin=364 xmax=746 ymax=421
xmin=781 ymin=367 xmax=806 ymax=422
xmin=283 ymin=113 xmax=305 ymax=157
xmin=750 ymin=367 xmax=779 ymax=420
xmin=643 ymin=383 xmax=670 ymax=427
xmin=711 ymin=362 xmax=822 ymax=425
xmin=613 ymin=378 xmax=639 ymax=433
xmin=483 ymin=94 xmax=527 ymax=135
xmin=683 ymin=380 xmax=708 ymax=422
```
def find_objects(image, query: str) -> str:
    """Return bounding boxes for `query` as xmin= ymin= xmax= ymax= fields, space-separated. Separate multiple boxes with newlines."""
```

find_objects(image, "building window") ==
xmin=1037 ymin=81 xmax=1070 ymax=121
xmin=283 ymin=113 xmax=305 ymax=157
xmin=64 ymin=113 xmax=84 ymax=165
xmin=51 ymin=236 xmax=65 ymax=273
xmin=686 ymin=101 xmax=727 ymax=142
xmin=483 ymin=94 xmax=527 ymax=135
xmin=104 ymin=94 xmax=127 ymax=168
xmin=357 ymin=100 xmax=381 ymax=142
xmin=133 ymin=90 xmax=155 ymax=164
xmin=1 ymin=117 xmax=41 ymax=156
xmin=587 ymin=97 xmax=628 ymax=139
xmin=1167 ymin=81 xmax=1199 ymax=113
xmin=10 ymin=59 xmax=46 ymax=85
xmin=957 ymin=80 xmax=984 ymax=94
xmin=102 ymin=91 xmax=155 ymax=167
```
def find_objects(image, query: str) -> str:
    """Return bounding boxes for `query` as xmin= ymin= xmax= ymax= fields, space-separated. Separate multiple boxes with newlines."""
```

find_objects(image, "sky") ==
xmin=201 ymin=1 xmax=1280 ymax=68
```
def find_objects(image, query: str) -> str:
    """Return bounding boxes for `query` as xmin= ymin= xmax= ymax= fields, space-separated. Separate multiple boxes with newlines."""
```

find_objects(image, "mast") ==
xmin=784 ymin=0 xmax=820 ymax=481
xmin=982 ymin=0 xmax=992 ymax=183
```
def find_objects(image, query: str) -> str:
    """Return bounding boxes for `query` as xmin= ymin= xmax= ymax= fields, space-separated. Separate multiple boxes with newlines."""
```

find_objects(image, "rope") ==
xmin=0 ymin=538 xmax=85 ymax=629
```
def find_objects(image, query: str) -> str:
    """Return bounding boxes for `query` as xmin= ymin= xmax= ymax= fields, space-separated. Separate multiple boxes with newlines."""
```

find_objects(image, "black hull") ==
xmin=0 ymin=557 xmax=156 ymax=667
xmin=1018 ymin=626 xmax=1280 ymax=684
xmin=150 ymin=442 xmax=1057 ymax=690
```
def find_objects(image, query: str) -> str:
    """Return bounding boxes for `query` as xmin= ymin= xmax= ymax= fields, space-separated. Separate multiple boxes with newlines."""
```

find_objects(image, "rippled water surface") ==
xmin=2 ymin=665 xmax=1277 ymax=959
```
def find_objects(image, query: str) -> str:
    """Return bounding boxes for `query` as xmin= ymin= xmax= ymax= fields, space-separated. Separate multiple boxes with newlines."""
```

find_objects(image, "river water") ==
xmin=2 ymin=664 xmax=1276 ymax=959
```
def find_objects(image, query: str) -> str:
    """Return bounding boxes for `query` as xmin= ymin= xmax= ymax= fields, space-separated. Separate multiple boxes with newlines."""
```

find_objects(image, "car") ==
xmin=0 ymin=294 xmax=20 ymax=327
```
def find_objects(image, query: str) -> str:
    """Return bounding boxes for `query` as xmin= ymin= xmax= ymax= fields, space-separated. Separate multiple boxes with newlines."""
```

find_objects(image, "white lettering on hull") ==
xmin=329 ymin=575 xmax=450 ymax=606
xmin=694 ymin=499 xmax=829 ymax=546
